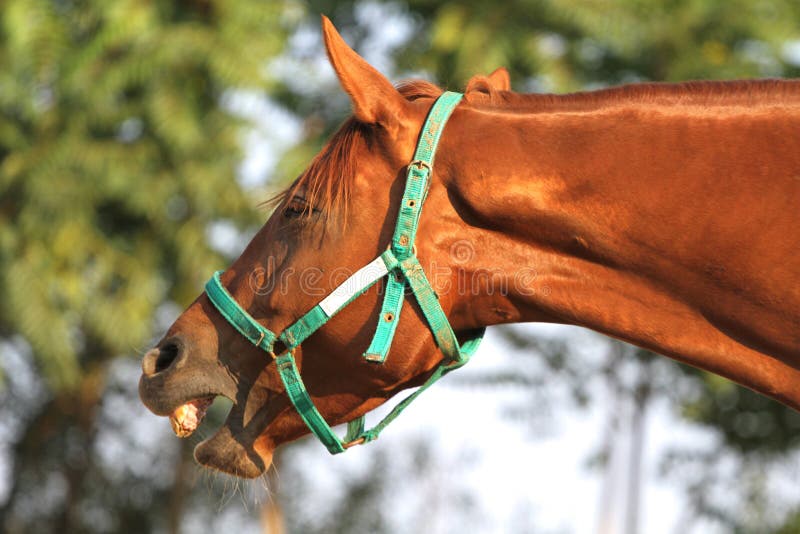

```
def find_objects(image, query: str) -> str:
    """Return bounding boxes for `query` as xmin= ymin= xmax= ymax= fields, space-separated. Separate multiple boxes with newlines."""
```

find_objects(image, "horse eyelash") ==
xmin=283 ymin=196 xmax=321 ymax=219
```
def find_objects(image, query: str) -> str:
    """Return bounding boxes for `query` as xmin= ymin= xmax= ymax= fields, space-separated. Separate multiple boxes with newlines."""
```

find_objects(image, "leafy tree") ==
xmin=398 ymin=0 xmax=800 ymax=87
xmin=0 ymin=1 xmax=295 ymax=531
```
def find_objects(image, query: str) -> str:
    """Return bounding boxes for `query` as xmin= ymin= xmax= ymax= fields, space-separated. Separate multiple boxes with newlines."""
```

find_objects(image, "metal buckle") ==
xmin=409 ymin=160 xmax=431 ymax=172
xmin=269 ymin=347 xmax=291 ymax=361
xmin=256 ymin=331 xmax=265 ymax=347
xmin=387 ymin=243 xmax=417 ymax=256
xmin=342 ymin=437 xmax=366 ymax=449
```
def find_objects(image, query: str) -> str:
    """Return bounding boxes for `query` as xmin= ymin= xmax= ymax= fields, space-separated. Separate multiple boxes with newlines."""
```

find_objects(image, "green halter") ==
xmin=204 ymin=91 xmax=484 ymax=454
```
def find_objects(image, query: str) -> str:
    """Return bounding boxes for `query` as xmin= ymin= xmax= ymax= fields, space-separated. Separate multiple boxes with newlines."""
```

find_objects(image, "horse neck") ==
xmin=435 ymin=86 xmax=800 ymax=409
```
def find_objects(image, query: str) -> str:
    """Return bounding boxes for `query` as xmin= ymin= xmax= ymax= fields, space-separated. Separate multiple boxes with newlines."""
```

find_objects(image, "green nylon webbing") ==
xmin=273 ymin=248 xmax=484 ymax=455
xmin=344 ymin=416 xmax=365 ymax=442
xmin=400 ymin=256 xmax=463 ymax=362
xmin=275 ymin=352 xmax=345 ymax=453
xmin=280 ymin=252 xmax=400 ymax=350
xmin=274 ymin=315 xmax=483 ymax=455
xmin=366 ymin=91 xmax=464 ymax=363
xmin=362 ymin=274 xmax=405 ymax=362
xmin=205 ymin=271 xmax=276 ymax=352
xmin=392 ymin=91 xmax=463 ymax=260
xmin=204 ymin=91 xmax=485 ymax=456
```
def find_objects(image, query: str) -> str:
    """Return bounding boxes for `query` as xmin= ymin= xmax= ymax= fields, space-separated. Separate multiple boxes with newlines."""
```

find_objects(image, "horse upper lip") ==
xmin=138 ymin=371 xmax=231 ymax=417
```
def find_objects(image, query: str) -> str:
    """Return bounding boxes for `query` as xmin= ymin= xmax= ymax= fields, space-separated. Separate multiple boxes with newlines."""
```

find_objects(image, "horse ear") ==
xmin=465 ymin=67 xmax=511 ymax=97
xmin=487 ymin=67 xmax=511 ymax=91
xmin=321 ymin=15 xmax=409 ymax=128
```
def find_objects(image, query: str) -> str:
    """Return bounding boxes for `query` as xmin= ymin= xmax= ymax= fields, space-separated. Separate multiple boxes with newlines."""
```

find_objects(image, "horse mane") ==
xmin=488 ymin=79 xmax=800 ymax=112
xmin=267 ymin=80 xmax=442 ymax=226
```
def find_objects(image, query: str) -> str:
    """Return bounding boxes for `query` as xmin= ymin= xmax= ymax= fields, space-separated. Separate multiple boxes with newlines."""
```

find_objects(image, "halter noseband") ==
xmin=204 ymin=92 xmax=484 ymax=454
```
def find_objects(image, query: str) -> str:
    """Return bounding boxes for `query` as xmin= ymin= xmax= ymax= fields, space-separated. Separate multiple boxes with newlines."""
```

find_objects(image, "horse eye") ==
xmin=283 ymin=198 xmax=308 ymax=219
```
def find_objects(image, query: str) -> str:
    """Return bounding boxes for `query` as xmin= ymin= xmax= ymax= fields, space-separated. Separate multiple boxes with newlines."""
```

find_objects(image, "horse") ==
xmin=139 ymin=15 xmax=800 ymax=478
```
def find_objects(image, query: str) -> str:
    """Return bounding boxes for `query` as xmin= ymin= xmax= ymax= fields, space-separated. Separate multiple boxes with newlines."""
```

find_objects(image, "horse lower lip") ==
xmin=192 ymin=403 xmax=272 ymax=478
xmin=169 ymin=396 xmax=215 ymax=437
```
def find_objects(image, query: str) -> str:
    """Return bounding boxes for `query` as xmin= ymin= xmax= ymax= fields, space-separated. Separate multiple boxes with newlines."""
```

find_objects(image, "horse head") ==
xmin=138 ymin=17 xmax=508 ymax=478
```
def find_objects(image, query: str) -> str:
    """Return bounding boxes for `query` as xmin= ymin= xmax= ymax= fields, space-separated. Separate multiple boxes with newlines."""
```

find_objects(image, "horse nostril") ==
xmin=142 ymin=340 xmax=183 ymax=376
xmin=156 ymin=342 xmax=180 ymax=372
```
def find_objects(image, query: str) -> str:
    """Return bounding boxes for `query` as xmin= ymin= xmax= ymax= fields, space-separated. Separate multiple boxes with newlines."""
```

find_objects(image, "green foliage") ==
xmin=777 ymin=510 xmax=800 ymax=534
xmin=0 ymin=1 xmax=299 ymax=531
xmin=393 ymin=0 xmax=800 ymax=88
xmin=681 ymin=370 xmax=800 ymax=455
xmin=0 ymin=0 xmax=293 ymax=390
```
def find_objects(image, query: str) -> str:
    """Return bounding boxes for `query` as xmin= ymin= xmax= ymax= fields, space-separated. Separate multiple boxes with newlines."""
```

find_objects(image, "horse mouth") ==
xmin=153 ymin=393 xmax=271 ymax=478
xmin=139 ymin=375 xmax=272 ymax=478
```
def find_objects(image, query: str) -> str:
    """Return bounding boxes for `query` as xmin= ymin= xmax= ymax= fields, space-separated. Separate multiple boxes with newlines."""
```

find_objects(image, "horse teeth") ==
xmin=169 ymin=397 xmax=213 ymax=438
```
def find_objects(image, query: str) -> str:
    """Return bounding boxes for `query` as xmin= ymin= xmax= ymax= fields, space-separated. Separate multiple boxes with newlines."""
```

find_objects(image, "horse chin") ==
xmin=193 ymin=402 xmax=273 ymax=478
xmin=194 ymin=430 xmax=271 ymax=479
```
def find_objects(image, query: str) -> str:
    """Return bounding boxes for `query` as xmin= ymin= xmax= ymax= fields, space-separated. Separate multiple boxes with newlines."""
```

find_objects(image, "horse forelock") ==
xmin=266 ymin=80 xmax=444 ymax=227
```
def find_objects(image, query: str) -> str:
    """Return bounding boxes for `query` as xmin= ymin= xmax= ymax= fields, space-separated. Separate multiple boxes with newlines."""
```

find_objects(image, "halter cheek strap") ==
xmin=204 ymin=91 xmax=484 ymax=454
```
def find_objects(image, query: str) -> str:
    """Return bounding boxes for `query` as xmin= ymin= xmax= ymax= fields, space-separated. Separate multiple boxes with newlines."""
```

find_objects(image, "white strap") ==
xmin=319 ymin=256 xmax=388 ymax=317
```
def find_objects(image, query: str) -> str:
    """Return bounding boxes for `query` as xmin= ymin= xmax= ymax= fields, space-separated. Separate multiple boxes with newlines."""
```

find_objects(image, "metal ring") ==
xmin=342 ymin=437 xmax=366 ymax=449
xmin=386 ymin=243 xmax=418 ymax=256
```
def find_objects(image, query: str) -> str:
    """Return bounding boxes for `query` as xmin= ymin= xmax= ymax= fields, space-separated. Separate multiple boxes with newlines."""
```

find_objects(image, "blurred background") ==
xmin=2 ymin=1 xmax=800 ymax=533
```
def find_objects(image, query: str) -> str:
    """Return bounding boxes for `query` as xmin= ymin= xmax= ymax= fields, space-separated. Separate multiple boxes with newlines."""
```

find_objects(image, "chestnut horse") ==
xmin=139 ymin=16 xmax=800 ymax=478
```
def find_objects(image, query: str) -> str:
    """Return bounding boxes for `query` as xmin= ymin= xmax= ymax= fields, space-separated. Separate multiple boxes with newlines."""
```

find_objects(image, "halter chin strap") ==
xmin=204 ymin=91 xmax=484 ymax=454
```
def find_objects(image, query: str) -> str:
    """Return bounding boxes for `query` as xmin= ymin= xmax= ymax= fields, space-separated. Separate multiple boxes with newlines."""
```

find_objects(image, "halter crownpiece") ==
xmin=204 ymin=91 xmax=485 ymax=454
